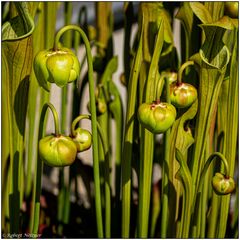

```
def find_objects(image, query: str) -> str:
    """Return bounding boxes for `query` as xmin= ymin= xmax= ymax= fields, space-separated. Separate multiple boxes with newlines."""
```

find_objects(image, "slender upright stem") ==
xmin=121 ymin=25 xmax=143 ymax=238
xmin=60 ymin=86 xmax=68 ymax=133
xmin=207 ymin=193 xmax=220 ymax=237
xmin=137 ymin=12 xmax=164 ymax=237
xmin=123 ymin=2 xmax=133 ymax=86
xmin=54 ymin=25 xmax=103 ymax=237
xmin=160 ymin=76 xmax=171 ymax=237
xmin=58 ymin=76 xmax=69 ymax=235
xmin=96 ymin=122 xmax=111 ymax=238
xmin=156 ymin=74 xmax=165 ymax=100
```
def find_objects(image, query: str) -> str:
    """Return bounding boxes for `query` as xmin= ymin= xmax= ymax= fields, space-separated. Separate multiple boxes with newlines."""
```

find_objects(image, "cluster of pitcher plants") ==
xmin=1 ymin=1 xmax=238 ymax=238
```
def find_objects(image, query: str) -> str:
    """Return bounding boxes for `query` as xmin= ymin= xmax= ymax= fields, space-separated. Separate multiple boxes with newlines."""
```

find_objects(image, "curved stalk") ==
xmin=177 ymin=60 xmax=194 ymax=85
xmin=45 ymin=103 xmax=60 ymax=136
xmin=71 ymin=115 xmax=89 ymax=136
xmin=191 ymin=152 xmax=230 ymax=238
xmin=71 ymin=114 xmax=111 ymax=237
xmin=31 ymin=103 xmax=60 ymax=234
xmin=198 ymin=152 xmax=230 ymax=186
